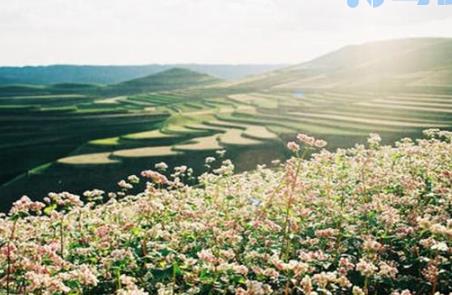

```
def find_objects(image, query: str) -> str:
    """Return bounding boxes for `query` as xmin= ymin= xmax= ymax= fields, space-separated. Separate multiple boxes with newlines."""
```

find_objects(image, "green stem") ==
xmin=60 ymin=216 xmax=64 ymax=258
xmin=6 ymin=219 xmax=18 ymax=295
xmin=116 ymin=268 xmax=121 ymax=290
xmin=364 ymin=277 xmax=369 ymax=295
xmin=280 ymin=151 xmax=305 ymax=260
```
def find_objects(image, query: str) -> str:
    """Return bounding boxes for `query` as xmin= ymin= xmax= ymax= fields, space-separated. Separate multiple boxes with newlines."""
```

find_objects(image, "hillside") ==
xmin=110 ymin=68 xmax=221 ymax=94
xmin=1 ymin=131 xmax=451 ymax=294
xmin=1 ymin=38 xmax=451 ymax=210
xmin=229 ymin=38 xmax=452 ymax=91
xmin=0 ymin=68 xmax=225 ymax=197
xmin=0 ymin=64 xmax=286 ymax=85
xmin=101 ymin=68 xmax=221 ymax=95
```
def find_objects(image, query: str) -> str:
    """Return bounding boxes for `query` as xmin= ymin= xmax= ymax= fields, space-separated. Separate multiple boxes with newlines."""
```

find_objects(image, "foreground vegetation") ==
xmin=1 ymin=130 xmax=450 ymax=294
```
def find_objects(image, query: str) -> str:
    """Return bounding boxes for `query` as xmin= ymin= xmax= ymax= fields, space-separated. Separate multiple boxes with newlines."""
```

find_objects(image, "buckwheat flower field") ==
xmin=1 ymin=130 xmax=451 ymax=295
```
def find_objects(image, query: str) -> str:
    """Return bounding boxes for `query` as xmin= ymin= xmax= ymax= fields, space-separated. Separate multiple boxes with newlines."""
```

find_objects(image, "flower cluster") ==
xmin=0 ymin=131 xmax=450 ymax=294
xmin=141 ymin=170 xmax=169 ymax=185
xmin=287 ymin=133 xmax=328 ymax=153
xmin=9 ymin=195 xmax=45 ymax=217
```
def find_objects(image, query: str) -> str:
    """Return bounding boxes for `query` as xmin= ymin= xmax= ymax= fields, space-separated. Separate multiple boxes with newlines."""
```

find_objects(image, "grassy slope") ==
xmin=106 ymin=68 xmax=222 ymax=95
xmin=226 ymin=38 xmax=452 ymax=92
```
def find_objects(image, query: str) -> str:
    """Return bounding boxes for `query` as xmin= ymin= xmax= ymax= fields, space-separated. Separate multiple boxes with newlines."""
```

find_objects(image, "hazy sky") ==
xmin=1 ymin=0 xmax=451 ymax=65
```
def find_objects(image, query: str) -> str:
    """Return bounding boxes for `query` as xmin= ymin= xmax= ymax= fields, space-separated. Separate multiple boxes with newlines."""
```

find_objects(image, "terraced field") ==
xmin=4 ymin=85 xmax=451 ymax=209
xmin=2 ymin=39 xmax=452 ymax=209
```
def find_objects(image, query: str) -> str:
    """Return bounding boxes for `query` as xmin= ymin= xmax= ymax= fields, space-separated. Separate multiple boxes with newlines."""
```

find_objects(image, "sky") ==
xmin=1 ymin=0 xmax=451 ymax=66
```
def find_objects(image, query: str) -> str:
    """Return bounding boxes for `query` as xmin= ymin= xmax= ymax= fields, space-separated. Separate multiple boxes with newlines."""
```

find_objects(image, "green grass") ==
xmin=112 ymin=146 xmax=180 ymax=158
xmin=89 ymin=137 xmax=120 ymax=146
xmin=2 ymin=94 xmax=86 ymax=99
xmin=288 ymin=112 xmax=449 ymax=128
xmin=28 ymin=163 xmax=53 ymax=175
xmin=356 ymin=101 xmax=452 ymax=114
xmin=58 ymin=152 xmax=120 ymax=165
xmin=174 ymin=135 xmax=223 ymax=151
xmin=122 ymin=130 xmax=177 ymax=140
xmin=219 ymin=129 xmax=264 ymax=146
xmin=39 ymin=106 xmax=78 ymax=112
xmin=242 ymin=125 xmax=279 ymax=140
xmin=0 ymin=105 xmax=37 ymax=110
xmin=184 ymin=123 xmax=227 ymax=133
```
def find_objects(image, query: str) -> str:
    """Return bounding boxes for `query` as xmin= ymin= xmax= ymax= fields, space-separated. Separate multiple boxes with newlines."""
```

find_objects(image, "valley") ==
xmin=1 ymin=38 xmax=451 ymax=210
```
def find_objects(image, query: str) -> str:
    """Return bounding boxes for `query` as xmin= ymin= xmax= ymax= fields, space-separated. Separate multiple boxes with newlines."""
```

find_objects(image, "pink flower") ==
xmin=10 ymin=195 xmax=45 ymax=215
xmin=96 ymin=225 xmax=110 ymax=238
xmin=314 ymin=139 xmax=327 ymax=148
xmin=315 ymin=228 xmax=338 ymax=238
xmin=287 ymin=141 xmax=300 ymax=152
xmin=141 ymin=170 xmax=169 ymax=185
xmin=356 ymin=259 xmax=377 ymax=276
xmin=297 ymin=133 xmax=315 ymax=146
xmin=198 ymin=249 xmax=217 ymax=264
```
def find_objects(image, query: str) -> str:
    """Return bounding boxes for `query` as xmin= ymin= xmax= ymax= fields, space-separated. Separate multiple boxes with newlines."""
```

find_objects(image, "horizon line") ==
xmin=0 ymin=62 xmax=293 ymax=68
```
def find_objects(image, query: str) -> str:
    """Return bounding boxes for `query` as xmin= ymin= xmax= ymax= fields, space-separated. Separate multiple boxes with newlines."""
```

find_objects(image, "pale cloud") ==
xmin=0 ymin=0 xmax=451 ymax=65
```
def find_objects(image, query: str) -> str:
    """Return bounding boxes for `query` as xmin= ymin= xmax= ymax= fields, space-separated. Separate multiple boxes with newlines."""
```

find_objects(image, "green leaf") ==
xmin=173 ymin=262 xmax=182 ymax=276
xmin=44 ymin=203 xmax=57 ymax=216
xmin=131 ymin=227 xmax=141 ymax=236
xmin=152 ymin=265 xmax=175 ymax=282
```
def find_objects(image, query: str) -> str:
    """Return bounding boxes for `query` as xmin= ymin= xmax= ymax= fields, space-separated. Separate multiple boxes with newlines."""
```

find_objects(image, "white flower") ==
xmin=431 ymin=241 xmax=448 ymax=252
xmin=352 ymin=286 xmax=365 ymax=295
xmin=368 ymin=133 xmax=382 ymax=146
xmin=118 ymin=180 xmax=133 ymax=190
xmin=155 ymin=162 xmax=168 ymax=171
xmin=205 ymin=156 xmax=216 ymax=164
xmin=216 ymin=150 xmax=226 ymax=157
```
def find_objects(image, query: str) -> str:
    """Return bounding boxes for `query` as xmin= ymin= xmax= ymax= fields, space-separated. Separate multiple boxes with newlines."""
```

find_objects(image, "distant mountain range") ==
xmin=228 ymin=38 xmax=452 ymax=92
xmin=0 ymin=68 xmax=223 ymax=97
xmin=2 ymin=38 xmax=452 ymax=95
xmin=0 ymin=64 xmax=287 ymax=85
